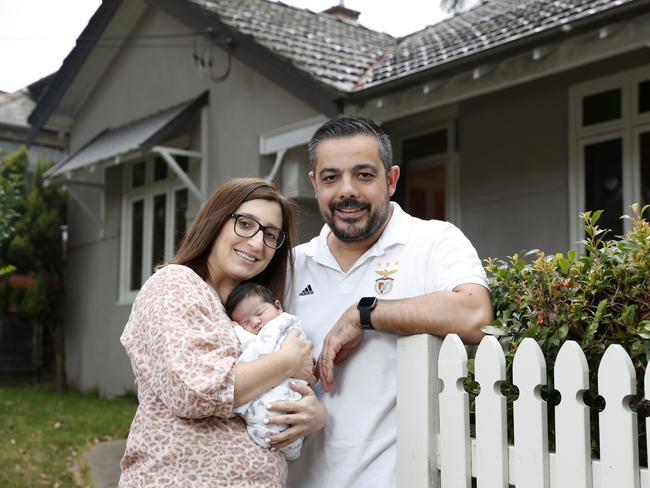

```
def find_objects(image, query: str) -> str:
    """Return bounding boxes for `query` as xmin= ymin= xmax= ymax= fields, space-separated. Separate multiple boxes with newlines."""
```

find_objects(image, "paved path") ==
xmin=83 ymin=439 xmax=126 ymax=488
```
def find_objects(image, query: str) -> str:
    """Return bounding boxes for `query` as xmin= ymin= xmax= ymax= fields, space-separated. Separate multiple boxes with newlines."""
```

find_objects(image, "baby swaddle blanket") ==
xmin=232 ymin=312 xmax=306 ymax=460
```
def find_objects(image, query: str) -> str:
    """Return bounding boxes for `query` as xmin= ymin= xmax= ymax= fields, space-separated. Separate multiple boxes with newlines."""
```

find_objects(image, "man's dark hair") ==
xmin=307 ymin=116 xmax=393 ymax=173
xmin=225 ymin=282 xmax=278 ymax=316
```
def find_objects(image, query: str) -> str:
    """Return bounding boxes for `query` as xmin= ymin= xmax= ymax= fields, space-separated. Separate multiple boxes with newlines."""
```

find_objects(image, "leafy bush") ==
xmin=0 ymin=149 xmax=25 ymax=276
xmin=480 ymin=204 xmax=649 ymax=456
xmin=483 ymin=204 xmax=649 ymax=377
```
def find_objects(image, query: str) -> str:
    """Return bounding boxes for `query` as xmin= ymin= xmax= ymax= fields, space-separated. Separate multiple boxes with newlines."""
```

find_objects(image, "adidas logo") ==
xmin=298 ymin=284 xmax=314 ymax=296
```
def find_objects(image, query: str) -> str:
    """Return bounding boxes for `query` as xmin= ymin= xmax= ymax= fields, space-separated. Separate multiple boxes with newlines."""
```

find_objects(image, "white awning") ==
xmin=45 ymin=92 xmax=207 ymax=179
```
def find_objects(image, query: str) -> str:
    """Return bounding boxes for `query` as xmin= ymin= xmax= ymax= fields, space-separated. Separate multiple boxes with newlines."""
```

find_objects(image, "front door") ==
xmin=406 ymin=164 xmax=446 ymax=220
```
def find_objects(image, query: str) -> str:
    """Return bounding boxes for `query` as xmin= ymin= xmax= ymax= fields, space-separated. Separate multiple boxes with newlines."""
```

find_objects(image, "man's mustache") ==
xmin=329 ymin=199 xmax=370 ymax=212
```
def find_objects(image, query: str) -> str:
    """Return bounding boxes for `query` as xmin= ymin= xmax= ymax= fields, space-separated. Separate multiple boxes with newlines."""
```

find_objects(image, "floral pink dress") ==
xmin=119 ymin=264 xmax=287 ymax=487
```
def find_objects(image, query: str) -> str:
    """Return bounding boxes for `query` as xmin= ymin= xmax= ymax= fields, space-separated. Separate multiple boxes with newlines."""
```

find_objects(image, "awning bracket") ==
xmin=151 ymin=145 xmax=206 ymax=202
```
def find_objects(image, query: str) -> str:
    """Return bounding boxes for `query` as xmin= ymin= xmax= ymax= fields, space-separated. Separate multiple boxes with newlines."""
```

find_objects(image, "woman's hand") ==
xmin=279 ymin=330 xmax=316 ymax=384
xmin=265 ymin=382 xmax=327 ymax=449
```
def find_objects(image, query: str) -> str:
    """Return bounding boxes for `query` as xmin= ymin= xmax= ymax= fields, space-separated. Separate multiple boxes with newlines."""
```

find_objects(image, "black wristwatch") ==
xmin=357 ymin=297 xmax=378 ymax=330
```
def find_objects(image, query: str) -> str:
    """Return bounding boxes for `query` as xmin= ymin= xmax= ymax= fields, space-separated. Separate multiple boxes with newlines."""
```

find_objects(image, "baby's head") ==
xmin=226 ymin=282 xmax=283 ymax=334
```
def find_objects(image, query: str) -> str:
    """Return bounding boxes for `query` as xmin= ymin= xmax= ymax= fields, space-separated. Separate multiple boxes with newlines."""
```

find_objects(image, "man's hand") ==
xmin=318 ymin=304 xmax=365 ymax=392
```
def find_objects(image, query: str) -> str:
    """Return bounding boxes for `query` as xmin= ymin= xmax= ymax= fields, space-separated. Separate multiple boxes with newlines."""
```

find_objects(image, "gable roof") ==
xmin=180 ymin=0 xmax=645 ymax=94
xmin=188 ymin=0 xmax=393 ymax=93
xmin=30 ymin=0 xmax=646 ymax=136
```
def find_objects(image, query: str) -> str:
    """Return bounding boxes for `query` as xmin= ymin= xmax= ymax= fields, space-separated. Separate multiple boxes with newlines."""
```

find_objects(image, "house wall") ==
xmin=459 ymin=50 xmax=650 ymax=260
xmin=64 ymin=6 xmax=321 ymax=396
xmin=459 ymin=77 xmax=568 ymax=259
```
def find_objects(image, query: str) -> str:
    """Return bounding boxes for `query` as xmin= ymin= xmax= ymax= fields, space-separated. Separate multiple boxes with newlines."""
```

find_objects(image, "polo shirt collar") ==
xmin=307 ymin=202 xmax=411 ymax=271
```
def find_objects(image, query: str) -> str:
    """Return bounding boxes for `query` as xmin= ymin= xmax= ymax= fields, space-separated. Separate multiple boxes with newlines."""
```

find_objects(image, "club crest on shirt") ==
xmin=374 ymin=260 xmax=399 ymax=295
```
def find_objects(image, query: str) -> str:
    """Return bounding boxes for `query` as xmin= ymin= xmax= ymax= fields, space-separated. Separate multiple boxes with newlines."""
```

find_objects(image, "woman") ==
xmin=119 ymin=178 xmax=326 ymax=487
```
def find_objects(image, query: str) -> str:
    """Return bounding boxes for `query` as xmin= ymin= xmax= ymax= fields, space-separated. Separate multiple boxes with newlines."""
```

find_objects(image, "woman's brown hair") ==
xmin=167 ymin=178 xmax=297 ymax=300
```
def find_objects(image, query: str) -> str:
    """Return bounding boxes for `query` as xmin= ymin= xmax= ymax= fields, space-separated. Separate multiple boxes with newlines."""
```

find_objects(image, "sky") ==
xmin=0 ymin=0 xmax=449 ymax=93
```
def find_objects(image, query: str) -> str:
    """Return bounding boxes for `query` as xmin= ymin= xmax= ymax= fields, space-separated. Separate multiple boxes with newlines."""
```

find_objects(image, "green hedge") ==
xmin=483 ymin=204 xmax=650 ymax=377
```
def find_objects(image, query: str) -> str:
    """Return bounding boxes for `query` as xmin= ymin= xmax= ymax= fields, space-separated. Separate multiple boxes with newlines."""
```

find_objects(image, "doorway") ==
xmin=398 ymin=124 xmax=458 ymax=223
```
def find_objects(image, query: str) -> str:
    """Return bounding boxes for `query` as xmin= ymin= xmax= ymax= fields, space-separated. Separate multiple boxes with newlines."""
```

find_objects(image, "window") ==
xmin=120 ymin=155 xmax=190 ymax=303
xmin=569 ymin=66 xmax=650 ymax=246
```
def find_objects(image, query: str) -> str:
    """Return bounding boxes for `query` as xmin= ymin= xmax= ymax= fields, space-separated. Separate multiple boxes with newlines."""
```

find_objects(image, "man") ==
xmin=284 ymin=116 xmax=493 ymax=487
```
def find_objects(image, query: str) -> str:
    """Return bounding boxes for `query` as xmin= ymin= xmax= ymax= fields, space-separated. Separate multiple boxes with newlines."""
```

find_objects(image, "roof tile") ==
xmin=187 ymin=0 xmax=638 ymax=93
xmin=189 ymin=0 xmax=393 ymax=92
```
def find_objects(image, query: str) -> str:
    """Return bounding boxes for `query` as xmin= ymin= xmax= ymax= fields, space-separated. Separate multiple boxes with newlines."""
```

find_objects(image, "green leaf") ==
xmin=641 ymin=204 xmax=650 ymax=218
xmin=621 ymin=304 xmax=637 ymax=325
xmin=556 ymin=255 xmax=569 ymax=274
xmin=467 ymin=358 xmax=475 ymax=373
xmin=481 ymin=325 xmax=509 ymax=337
xmin=584 ymin=299 xmax=607 ymax=344
xmin=591 ymin=209 xmax=604 ymax=225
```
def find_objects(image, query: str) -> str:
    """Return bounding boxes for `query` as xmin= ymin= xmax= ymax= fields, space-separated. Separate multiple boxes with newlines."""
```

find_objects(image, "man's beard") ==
xmin=324 ymin=197 xmax=391 ymax=242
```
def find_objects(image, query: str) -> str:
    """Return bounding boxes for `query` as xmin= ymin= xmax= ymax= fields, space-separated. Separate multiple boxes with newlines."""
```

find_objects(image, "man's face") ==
xmin=309 ymin=135 xmax=399 ymax=243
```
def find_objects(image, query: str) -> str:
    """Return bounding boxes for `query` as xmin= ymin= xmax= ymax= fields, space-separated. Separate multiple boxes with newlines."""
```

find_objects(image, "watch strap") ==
xmin=359 ymin=307 xmax=374 ymax=330
xmin=357 ymin=297 xmax=377 ymax=330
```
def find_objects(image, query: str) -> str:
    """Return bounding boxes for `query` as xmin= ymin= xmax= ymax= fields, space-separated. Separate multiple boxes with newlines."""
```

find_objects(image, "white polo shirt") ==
xmin=284 ymin=202 xmax=488 ymax=488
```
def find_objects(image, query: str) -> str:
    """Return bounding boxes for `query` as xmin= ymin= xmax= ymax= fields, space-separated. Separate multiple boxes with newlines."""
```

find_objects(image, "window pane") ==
xmin=130 ymin=200 xmax=144 ymax=290
xmin=584 ymin=138 xmax=623 ymax=236
xmin=403 ymin=129 xmax=448 ymax=161
xmin=177 ymin=156 xmax=189 ymax=173
xmin=640 ymin=131 xmax=650 ymax=210
xmin=132 ymin=161 xmax=146 ymax=188
xmin=152 ymin=194 xmax=166 ymax=268
xmin=174 ymin=189 xmax=189 ymax=252
xmin=639 ymin=80 xmax=650 ymax=114
xmin=582 ymin=89 xmax=621 ymax=126
xmin=154 ymin=157 xmax=168 ymax=181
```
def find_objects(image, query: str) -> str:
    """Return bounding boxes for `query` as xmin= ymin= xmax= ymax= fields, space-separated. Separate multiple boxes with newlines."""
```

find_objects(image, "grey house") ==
xmin=30 ymin=0 xmax=650 ymax=396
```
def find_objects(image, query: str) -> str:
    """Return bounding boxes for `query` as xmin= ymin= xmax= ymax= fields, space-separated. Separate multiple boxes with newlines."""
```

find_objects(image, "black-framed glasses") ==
xmin=231 ymin=213 xmax=286 ymax=249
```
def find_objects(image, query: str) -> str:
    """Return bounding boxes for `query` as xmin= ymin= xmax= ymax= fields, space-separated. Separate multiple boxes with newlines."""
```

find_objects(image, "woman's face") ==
xmin=207 ymin=198 xmax=283 ymax=298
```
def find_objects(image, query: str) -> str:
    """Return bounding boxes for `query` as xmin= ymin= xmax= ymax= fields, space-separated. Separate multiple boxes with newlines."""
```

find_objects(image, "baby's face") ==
xmin=230 ymin=295 xmax=283 ymax=334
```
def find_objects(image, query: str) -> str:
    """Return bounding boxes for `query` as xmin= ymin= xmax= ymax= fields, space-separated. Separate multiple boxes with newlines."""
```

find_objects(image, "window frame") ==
xmin=118 ymin=155 xmax=189 ymax=304
xmin=568 ymin=64 xmax=650 ymax=248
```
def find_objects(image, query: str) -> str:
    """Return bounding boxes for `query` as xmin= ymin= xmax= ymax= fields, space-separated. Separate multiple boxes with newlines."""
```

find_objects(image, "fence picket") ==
xmin=474 ymin=336 xmax=508 ymax=487
xmin=554 ymin=341 xmax=592 ymax=488
xmin=396 ymin=335 xmax=648 ymax=487
xmin=513 ymin=338 xmax=549 ymax=488
xmin=598 ymin=345 xmax=639 ymax=487
xmin=396 ymin=334 xmax=440 ymax=488
xmin=439 ymin=334 xmax=471 ymax=487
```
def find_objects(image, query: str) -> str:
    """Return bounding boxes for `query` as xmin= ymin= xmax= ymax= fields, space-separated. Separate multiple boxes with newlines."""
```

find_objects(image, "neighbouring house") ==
xmin=29 ymin=0 xmax=650 ymax=396
xmin=0 ymin=76 xmax=66 ymax=165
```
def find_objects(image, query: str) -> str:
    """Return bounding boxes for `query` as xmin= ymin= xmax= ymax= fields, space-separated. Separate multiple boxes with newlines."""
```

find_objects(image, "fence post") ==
xmin=397 ymin=334 xmax=441 ymax=488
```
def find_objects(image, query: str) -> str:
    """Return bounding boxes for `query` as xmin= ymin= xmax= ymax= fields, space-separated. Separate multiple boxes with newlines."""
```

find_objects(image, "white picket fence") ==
xmin=396 ymin=334 xmax=649 ymax=487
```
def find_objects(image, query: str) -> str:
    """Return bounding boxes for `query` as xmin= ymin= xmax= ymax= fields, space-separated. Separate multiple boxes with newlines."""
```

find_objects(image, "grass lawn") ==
xmin=0 ymin=382 xmax=137 ymax=487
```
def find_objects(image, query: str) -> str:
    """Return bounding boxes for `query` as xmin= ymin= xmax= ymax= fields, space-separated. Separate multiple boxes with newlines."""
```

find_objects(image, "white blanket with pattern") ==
xmin=232 ymin=312 xmax=306 ymax=460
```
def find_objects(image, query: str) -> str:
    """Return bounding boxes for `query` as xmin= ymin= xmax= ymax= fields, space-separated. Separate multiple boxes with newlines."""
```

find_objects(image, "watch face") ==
xmin=358 ymin=297 xmax=377 ymax=309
